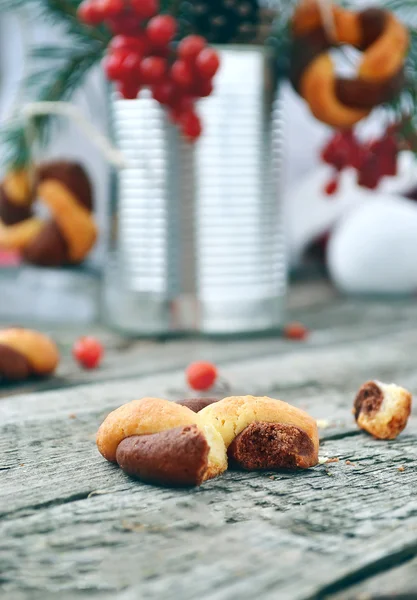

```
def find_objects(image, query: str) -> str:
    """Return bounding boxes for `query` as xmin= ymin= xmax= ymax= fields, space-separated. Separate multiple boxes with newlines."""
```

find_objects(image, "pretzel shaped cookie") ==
xmin=0 ymin=162 xmax=97 ymax=267
xmin=200 ymin=396 xmax=319 ymax=470
xmin=0 ymin=328 xmax=59 ymax=380
xmin=290 ymin=1 xmax=409 ymax=128
xmin=97 ymin=398 xmax=228 ymax=486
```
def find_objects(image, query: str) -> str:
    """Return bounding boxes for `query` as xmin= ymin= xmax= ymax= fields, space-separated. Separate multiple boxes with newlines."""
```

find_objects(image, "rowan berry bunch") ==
xmin=77 ymin=0 xmax=220 ymax=141
xmin=321 ymin=127 xmax=399 ymax=195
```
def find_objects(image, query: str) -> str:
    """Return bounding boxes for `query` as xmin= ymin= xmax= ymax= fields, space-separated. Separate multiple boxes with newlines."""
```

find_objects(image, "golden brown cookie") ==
xmin=0 ymin=328 xmax=59 ymax=380
xmin=97 ymin=397 xmax=228 ymax=486
xmin=200 ymin=395 xmax=319 ymax=470
xmin=354 ymin=380 xmax=412 ymax=440
xmin=0 ymin=161 xmax=97 ymax=267
xmin=291 ymin=2 xmax=409 ymax=128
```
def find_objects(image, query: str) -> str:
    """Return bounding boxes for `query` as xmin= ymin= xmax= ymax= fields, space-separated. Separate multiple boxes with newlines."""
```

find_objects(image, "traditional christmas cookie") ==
xmin=354 ymin=380 xmax=412 ymax=439
xmin=290 ymin=1 xmax=409 ymax=128
xmin=0 ymin=161 xmax=97 ymax=267
xmin=97 ymin=397 xmax=228 ymax=486
xmin=200 ymin=395 xmax=319 ymax=470
xmin=0 ymin=328 xmax=59 ymax=380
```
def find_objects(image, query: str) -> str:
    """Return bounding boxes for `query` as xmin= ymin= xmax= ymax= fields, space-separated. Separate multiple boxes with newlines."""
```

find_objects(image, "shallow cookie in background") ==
xmin=354 ymin=381 xmax=412 ymax=440
xmin=200 ymin=395 xmax=320 ymax=470
xmin=0 ymin=328 xmax=59 ymax=381
xmin=176 ymin=397 xmax=220 ymax=413
xmin=96 ymin=397 xmax=228 ymax=487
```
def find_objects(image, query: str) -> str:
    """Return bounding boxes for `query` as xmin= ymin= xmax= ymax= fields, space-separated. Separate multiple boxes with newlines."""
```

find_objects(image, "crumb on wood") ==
xmin=269 ymin=475 xmax=275 ymax=480
xmin=316 ymin=419 xmax=331 ymax=429
xmin=326 ymin=457 xmax=339 ymax=463
xmin=19 ymin=463 xmax=24 ymax=467
xmin=68 ymin=413 xmax=77 ymax=419
xmin=345 ymin=460 xmax=356 ymax=466
xmin=398 ymin=465 xmax=405 ymax=472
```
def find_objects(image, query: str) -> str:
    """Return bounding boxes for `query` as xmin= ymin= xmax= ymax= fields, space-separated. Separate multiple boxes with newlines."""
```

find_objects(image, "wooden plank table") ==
xmin=1 ymin=281 xmax=417 ymax=600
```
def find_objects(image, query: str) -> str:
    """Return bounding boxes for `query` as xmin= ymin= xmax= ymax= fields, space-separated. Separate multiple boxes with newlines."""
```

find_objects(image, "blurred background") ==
xmin=0 ymin=0 xmax=416 ymax=337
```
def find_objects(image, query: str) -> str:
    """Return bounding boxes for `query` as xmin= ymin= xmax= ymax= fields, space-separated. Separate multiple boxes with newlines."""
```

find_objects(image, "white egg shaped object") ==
xmin=327 ymin=195 xmax=417 ymax=295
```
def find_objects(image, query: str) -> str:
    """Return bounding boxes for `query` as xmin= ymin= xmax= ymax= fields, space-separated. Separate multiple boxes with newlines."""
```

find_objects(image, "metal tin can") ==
xmin=103 ymin=45 xmax=286 ymax=336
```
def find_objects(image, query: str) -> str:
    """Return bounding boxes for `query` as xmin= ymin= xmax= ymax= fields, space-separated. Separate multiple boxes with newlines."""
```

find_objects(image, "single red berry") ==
xmin=283 ymin=322 xmax=309 ymax=341
xmin=140 ymin=56 xmax=167 ymax=84
xmin=120 ymin=51 xmax=142 ymax=80
xmin=152 ymin=80 xmax=175 ymax=105
xmin=195 ymin=48 xmax=220 ymax=79
xmin=77 ymin=0 xmax=104 ymax=25
xmin=146 ymin=15 xmax=177 ymax=47
xmin=109 ymin=34 xmax=149 ymax=55
xmin=181 ymin=110 xmax=202 ymax=140
xmin=73 ymin=336 xmax=104 ymax=370
xmin=324 ymin=177 xmax=339 ymax=196
xmin=102 ymin=49 xmax=129 ymax=81
xmin=171 ymin=60 xmax=193 ymax=89
xmin=130 ymin=0 xmax=159 ymax=19
xmin=357 ymin=151 xmax=381 ymax=189
xmin=178 ymin=35 xmax=206 ymax=63
xmin=117 ymin=80 xmax=141 ymax=99
xmin=100 ymin=0 xmax=124 ymax=18
xmin=186 ymin=361 xmax=218 ymax=391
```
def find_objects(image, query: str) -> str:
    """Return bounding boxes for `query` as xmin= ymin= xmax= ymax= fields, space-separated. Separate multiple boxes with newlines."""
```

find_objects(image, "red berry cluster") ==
xmin=77 ymin=0 xmax=220 ymax=141
xmin=321 ymin=128 xmax=399 ymax=195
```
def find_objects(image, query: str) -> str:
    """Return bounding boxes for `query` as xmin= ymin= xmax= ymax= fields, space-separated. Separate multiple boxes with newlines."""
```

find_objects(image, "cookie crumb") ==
xmin=345 ymin=460 xmax=356 ymax=466
xmin=398 ymin=465 xmax=405 ymax=472
xmin=316 ymin=419 xmax=330 ymax=429
xmin=326 ymin=457 xmax=339 ymax=464
xmin=269 ymin=475 xmax=275 ymax=480
xmin=20 ymin=463 xmax=25 ymax=467
xmin=69 ymin=413 xmax=77 ymax=419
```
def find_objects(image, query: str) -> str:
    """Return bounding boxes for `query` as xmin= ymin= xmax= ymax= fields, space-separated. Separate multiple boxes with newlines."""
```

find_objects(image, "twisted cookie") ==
xmin=0 ymin=328 xmax=59 ymax=380
xmin=97 ymin=398 xmax=228 ymax=486
xmin=200 ymin=396 xmax=319 ymax=470
xmin=291 ymin=1 xmax=409 ymax=128
xmin=0 ymin=162 xmax=97 ymax=267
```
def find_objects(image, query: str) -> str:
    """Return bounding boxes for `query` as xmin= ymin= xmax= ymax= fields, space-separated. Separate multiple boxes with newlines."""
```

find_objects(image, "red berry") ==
xmin=146 ymin=15 xmax=177 ymax=47
xmin=140 ymin=56 xmax=167 ymax=84
xmin=194 ymin=78 xmax=213 ymax=97
xmin=130 ymin=0 xmax=159 ymax=19
xmin=186 ymin=361 xmax=217 ymax=391
xmin=324 ymin=177 xmax=339 ymax=196
xmin=357 ymin=152 xmax=381 ymax=189
xmin=178 ymin=35 xmax=206 ymax=63
xmin=171 ymin=60 xmax=193 ymax=89
xmin=152 ymin=80 xmax=175 ymax=105
xmin=106 ymin=11 xmax=141 ymax=35
xmin=109 ymin=34 xmax=149 ymax=55
xmin=102 ymin=49 xmax=129 ymax=81
xmin=180 ymin=110 xmax=202 ymax=141
xmin=100 ymin=0 xmax=124 ymax=18
xmin=195 ymin=48 xmax=220 ymax=79
xmin=77 ymin=1 xmax=104 ymax=25
xmin=120 ymin=51 xmax=142 ymax=80
xmin=283 ymin=322 xmax=309 ymax=341
xmin=73 ymin=336 xmax=104 ymax=370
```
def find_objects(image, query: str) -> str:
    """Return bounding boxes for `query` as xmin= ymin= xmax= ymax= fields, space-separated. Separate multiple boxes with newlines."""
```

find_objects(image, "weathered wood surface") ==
xmin=2 ymin=283 xmax=417 ymax=599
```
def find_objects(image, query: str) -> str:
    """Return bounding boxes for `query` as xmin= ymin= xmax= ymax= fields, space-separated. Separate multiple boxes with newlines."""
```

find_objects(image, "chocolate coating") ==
xmin=176 ymin=397 xmax=220 ymax=413
xmin=290 ymin=28 xmax=331 ymax=93
xmin=354 ymin=381 xmax=383 ymax=421
xmin=358 ymin=8 xmax=387 ymax=50
xmin=228 ymin=422 xmax=316 ymax=470
xmin=0 ymin=344 xmax=31 ymax=380
xmin=116 ymin=425 xmax=209 ymax=486
xmin=336 ymin=69 xmax=405 ymax=110
xmin=0 ymin=186 xmax=33 ymax=225
xmin=37 ymin=161 xmax=93 ymax=212
xmin=22 ymin=221 xmax=68 ymax=267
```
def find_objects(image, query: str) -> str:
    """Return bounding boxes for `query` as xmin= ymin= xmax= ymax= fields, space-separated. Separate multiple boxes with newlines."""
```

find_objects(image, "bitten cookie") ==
xmin=0 ymin=328 xmax=59 ymax=380
xmin=200 ymin=395 xmax=319 ymax=470
xmin=354 ymin=380 xmax=412 ymax=439
xmin=97 ymin=397 xmax=228 ymax=486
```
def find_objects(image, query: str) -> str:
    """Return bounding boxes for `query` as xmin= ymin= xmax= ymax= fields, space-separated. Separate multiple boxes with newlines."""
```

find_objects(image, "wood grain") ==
xmin=2 ymin=286 xmax=417 ymax=599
